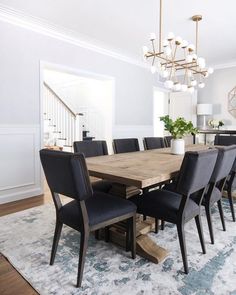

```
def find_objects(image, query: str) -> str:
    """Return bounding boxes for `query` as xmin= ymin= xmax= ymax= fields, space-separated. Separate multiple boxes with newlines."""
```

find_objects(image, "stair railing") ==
xmin=43 ymin=82 xmax=83 ymax=148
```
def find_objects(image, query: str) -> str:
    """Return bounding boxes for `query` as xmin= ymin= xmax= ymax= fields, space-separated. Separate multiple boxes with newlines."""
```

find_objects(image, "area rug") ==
xmin=0 ymin=201 xmax=236 ymax=295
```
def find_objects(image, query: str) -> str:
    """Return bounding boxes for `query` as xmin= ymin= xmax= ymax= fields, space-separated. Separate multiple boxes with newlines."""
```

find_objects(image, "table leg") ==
xmin=107 ymin=183 xmax=169 ymax=263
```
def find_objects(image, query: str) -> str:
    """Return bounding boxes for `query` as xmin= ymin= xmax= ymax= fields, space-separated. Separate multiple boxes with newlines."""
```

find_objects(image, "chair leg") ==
xmin=177 ymin=223 xmax=188 ymax=274
xmin=205 ymin=205 xmax=214 ymax=244
xmin=95 ymin=230 xmax=100 ymax=240
xmin=143 ymin=215 xmax=147 ymax=221
xmin=217 ymin=199 xmax=226 ymax=231
xmin=50 ymin=220 xmax=63 ymax=265
xmin=130 ymin=215 xmax=136 ymax=259
xmin=195 ymin=215 xmax=206 ymax=254
xmin=77 ymin=230 xmax=89 ymax=288
xmin=155 ymin=218 xmax=159 ymax=234
xmin=126 ymin=220 xmax=130 ymax=252
xmin=228 ymin=189 xmax=236 ymax=222
xmin=161 ymin=220 xmax=165 ymax=230
xmin=105 ymin=227 xmax=110 ymax=243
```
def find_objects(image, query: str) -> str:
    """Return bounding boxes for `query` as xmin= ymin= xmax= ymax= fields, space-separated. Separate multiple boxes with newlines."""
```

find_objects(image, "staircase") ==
xmin=43 ymin=82 xmax=83 ymax=151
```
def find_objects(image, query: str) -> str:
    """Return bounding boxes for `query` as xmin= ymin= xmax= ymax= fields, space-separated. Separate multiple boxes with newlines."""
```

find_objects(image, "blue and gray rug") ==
xmin=0 ymin=200 xmax=236 ymax=295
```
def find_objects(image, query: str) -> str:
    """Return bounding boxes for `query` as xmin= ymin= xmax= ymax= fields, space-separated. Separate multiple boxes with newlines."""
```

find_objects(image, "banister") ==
xmin=44 ymin=82 xmax=83 ymax=117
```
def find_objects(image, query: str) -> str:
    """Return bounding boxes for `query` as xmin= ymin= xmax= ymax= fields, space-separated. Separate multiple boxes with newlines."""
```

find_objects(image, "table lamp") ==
xmin=197 ymin=103 xmax=213 ymax=129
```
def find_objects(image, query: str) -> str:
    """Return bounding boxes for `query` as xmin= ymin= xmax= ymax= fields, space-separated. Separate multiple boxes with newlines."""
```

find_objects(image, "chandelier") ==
xmin=142 ymin=0 xmax=214 ymax=92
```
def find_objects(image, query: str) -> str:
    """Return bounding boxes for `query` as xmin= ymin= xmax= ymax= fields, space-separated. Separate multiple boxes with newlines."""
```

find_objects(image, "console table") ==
xmin=193 ymin=129 xmax=236 ymax=145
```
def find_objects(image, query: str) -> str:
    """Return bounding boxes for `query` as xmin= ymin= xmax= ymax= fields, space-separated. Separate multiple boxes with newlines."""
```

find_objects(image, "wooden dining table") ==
xmin=86 ymin=144 xmax=209 ymax=263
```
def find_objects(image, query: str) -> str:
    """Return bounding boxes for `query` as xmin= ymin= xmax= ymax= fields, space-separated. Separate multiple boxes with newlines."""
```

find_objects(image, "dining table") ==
xmin=86 ymin=144 xmax=209 ymax=263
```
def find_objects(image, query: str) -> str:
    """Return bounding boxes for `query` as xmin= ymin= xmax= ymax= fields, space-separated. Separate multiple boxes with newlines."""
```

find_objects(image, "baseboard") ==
xmin=0 ymin=188 xmax=43 ymax=205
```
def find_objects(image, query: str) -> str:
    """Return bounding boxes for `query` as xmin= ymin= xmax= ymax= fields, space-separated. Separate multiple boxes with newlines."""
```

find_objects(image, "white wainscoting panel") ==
xmin=113 ymin=125 xmax=153 ymax=150
xmin=0 ymin=125 xmax=42 ymax=204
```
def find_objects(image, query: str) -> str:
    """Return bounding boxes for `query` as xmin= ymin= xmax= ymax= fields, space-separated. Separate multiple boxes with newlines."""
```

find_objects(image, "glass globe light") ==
xmin=167 ymin=32 xmax=175 ymax=41
xmin=192 ymin=54 xmax=198 ymax=61
xmin=162 ymin=70 xmax=169 ymax=78
xmin=187 ymin=44 xmax=195 ymax=52
xmin=164 ymin=80 xmax=174 ymax=89
xmin=181 ymin=84 xmax=188 ymax=92
xmin=208 ymin=67 xmax=214 ymax=74
xmin=181 ymin=40 xmax=188 ymax=48
xmin=197 ymin=57 xmax=206 ymax=69
xmin=150 ymin=33 xmax=156 ymax=41
xmin=164 ymin=46 xmax=172 ymax=57
xmin=191 ymin=79 xmax=197 ymax=87
xmin=142 ymin=46 xmax=149 ymax=55
xmin=173 ymin=82 xmax=181 ymax=91
xmin=163 ymin=39 xmax=169 ymax=47
xmin=151 ymin=66 xmax=156 ymax=74
xmin=198 ymin=82 xmax=205 ymax=88
xmin=175 ymin=36 xmax=182 ymax=45
xmin=205 ymin=71 xmax=209 ymax=78
xmin=186 ymin=55 xmax=193 ymax=63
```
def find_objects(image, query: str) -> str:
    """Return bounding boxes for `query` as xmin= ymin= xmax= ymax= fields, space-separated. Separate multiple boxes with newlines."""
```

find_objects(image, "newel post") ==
xmin=75 ymin=113 xmax=83 ymax=141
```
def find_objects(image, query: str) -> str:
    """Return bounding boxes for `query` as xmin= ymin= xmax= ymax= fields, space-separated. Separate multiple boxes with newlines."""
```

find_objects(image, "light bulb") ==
xmin=198 ymin=82 xmax=205 ymax=88
xmin=167 ymin=32 xmax=175 ymax=41
xmin=191 ymin=79 xmax=197 ymax=87
xmin=197 ymin=57 xmax=206 ymax=69
xmin=181 ymin=84 xmax=188 ymax=92
xmin=163 ymin=39 xmax=169 ymax=47
xmin=187 ymin=71 xmax=193 ymax=77
xmin=173 ymin=82 xmax=181 ymax=91
xmin=161 ymin=70 xmax=169 ymax=78
xmin=142 ymin=46 xmax=149 ymax=55
xmin=151 ymin=66 xmax=156 ymax=74
xmin=181 ymin=40 xmax=188 ymax=48
xmin=188 ymin=86 xmax=194 ymax=93
xmin=192 ymin=54 xmax=198 ymax=61
xmin=187 ymin=44 xmax=195 ymax=52
xmin=164 ymin=46 xmax=172 ymax=57
xmin=205 ymin=72 xmax=209 ymax=78
xmin=150 ymin=33 xmax=156 ymax=41
xmin=164 ymin=80 xmax=174 ymax=89
xmin=186 ymin=55 xmax=193 ymax=63
xmin=175 ymin=36 xmax=182 ymax=45
xmin=208 ymin=67 xmax=214 ymax=74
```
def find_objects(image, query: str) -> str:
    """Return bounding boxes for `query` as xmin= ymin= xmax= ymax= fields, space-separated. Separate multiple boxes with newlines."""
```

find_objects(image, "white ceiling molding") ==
xmin=0 ymin=3 xmax=147 ymax=69
xmin=212 ymin=60 xmax=236 ymax=71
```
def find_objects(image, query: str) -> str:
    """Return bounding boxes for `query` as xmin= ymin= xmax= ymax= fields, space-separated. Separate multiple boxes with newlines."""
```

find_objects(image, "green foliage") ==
xmin=160 ymin=115 xmax=198 ymax=139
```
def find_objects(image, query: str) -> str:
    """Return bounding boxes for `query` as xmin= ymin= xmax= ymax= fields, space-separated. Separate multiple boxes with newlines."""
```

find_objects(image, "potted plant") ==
xmin=160 ymin=115 xmax=198 ymax=155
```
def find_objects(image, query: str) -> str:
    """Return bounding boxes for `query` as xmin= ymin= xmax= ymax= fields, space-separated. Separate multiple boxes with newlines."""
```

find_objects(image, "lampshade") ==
xmin=197 ymin=104 xmax=212 ymax=115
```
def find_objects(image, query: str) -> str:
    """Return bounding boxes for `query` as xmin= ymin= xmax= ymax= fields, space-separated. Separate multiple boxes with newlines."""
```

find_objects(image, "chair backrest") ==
xmin=73 ymin=140 xmax=108 ymax=158
xmin=143 ymin=137 xmax=165 ymax=150
xmin=40 ymin=149 xmax=93 ymax=201
xmin=214 ymin=135 xmax=236 ymax=146
xmin=113 ymin=138 xmax=140 ymax=154
xmin=176 ymin=149 xmax=218 ymax=196
xmin=210 ymin=145 xmax=236 ymax=184
xmin=164 ymin=136 xmax=173 ymax=147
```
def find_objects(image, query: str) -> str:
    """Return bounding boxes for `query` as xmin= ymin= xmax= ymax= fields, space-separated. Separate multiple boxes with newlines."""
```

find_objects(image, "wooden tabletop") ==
xmin=86 ymin=144 xmax=209 ymax=189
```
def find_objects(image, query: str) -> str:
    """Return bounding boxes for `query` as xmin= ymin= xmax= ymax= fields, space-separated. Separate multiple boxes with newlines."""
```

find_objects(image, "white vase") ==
xmin=171 ymin=139 xmax=185 ymax=155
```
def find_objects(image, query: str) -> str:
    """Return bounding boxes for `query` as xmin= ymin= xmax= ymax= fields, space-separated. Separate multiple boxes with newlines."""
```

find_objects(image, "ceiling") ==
xmin=1 ymin=0 xmax=236 ymax=67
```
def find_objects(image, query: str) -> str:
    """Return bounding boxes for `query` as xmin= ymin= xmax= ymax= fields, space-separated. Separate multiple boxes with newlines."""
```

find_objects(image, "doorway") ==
xmin=40 ymin=62 xmax=115 ymax=153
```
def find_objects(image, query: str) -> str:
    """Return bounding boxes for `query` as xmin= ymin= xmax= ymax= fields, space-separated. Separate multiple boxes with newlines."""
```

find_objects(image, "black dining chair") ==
xmin=113 ymin=138 xmax=140 ymax=154
xmin=131 ymin=149 xmax=218 ymax=274
xmin=214 ymin=135 xmax=236 ymax=146
xmin=73 ymin=140 xmax=112 ymax=193
xmin=74 ymin=140 xmax=108 ymax=157
xmin=213 ymin=135 xmax=236 ymax=222
xmin=143 ymin=137 xmax=165 ymax=150
xmin=198 ymin=145 xmax=236 ymax=244
xmin=40 ymin=149 xmax=136 ymax=288
xmin=164 ymin=136 xmax=173 ymax=148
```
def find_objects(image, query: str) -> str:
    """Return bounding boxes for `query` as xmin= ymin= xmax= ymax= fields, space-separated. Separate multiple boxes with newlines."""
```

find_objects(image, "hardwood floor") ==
xmin=0 ymin=254 xmax=39 ymax=295
xmin=0 ymin=184 xmax=52 ymax=294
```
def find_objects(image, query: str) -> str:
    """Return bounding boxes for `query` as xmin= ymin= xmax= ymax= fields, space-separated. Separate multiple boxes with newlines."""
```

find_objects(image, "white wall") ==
xmin=198 ymin=66 xmax=236 ymax=128
xmin=0 ymin=20 xmax=155 ymax=203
